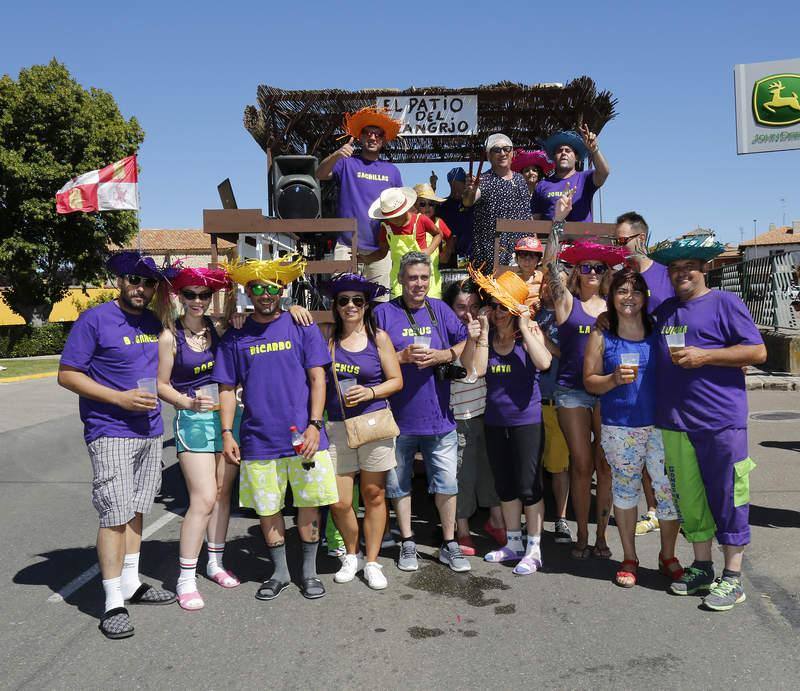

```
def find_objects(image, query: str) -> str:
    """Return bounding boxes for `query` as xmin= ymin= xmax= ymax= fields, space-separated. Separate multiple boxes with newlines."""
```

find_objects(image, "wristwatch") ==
xmin=221 ymin=428 xmax=233 ymax=435
xmin=309 ymin=419 xmax=324 ymax=431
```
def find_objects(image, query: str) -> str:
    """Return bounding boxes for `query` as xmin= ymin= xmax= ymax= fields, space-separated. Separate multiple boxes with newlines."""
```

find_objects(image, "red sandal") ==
xmin=658 ymin=553 xmax=684 ymax=581
xmin=615 ymin=559 xmax=639 ymax=588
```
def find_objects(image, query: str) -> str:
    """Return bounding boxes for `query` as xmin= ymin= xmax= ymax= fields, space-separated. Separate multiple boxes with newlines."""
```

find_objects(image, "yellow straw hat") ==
xmin=467 ymin=264 xmax=530 ymax=316
xmin=223 ymin=254 xmax=306 ymax=287
xmin=413 ymin=183 xmax=446 ymax=203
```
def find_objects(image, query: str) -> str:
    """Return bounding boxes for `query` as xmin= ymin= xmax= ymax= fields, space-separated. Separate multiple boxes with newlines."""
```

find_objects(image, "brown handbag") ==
xmin=330 ymin=341 xmax=399 ymax=449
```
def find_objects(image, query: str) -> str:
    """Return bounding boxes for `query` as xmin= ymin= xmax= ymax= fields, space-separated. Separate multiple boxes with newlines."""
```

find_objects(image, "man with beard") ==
xmin=215 ymin=256 xmax=338 ymax=601
xmin=532 ymin=125 xmax=610 ymax=222
xmin=58 ymin=251 xmax=176 ymax=640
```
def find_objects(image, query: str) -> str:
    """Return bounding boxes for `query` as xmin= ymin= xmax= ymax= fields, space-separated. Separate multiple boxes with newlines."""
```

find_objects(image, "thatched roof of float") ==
xmin=243 ymin=77 xmax=617 ymax=162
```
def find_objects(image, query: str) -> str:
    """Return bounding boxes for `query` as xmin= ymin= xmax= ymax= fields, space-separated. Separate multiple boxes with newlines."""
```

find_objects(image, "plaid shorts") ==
xmin=87 ymin=436 xmax=163 ymax=527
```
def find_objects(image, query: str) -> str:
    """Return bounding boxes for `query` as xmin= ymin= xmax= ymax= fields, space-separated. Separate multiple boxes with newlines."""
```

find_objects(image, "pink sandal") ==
xmin=209 ymin=570 xmax=240 ymax=588
xmin=178 ymin=591 xmax=205 ymax=611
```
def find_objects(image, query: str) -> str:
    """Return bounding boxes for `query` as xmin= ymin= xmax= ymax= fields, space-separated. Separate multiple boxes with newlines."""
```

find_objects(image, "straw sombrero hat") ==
xmin=222 ymin=254 xmax=306 ymax=287
xmin=543 ymin=131 xmax=589 ymax=161
xmin=648 ymin=236 xmax=726 ymax=265
xmin=106 ymin=250 xmax=175 ymax=282
xmin=559 ymin=240 xmax=629 ymax=267
xmin=343 ymin=107 xmax=402 ymax=142
xmin=368 ymin=187 xmax=417 ymax=220
xmin=511 ymin=149 xmax=555 ymax=176
xmin=468 ymin=265 xmax=530 ymax=316
xmin=322 ymin=272 xmax=388 ymax=302
xmin=170 ymin=266 xmax=232 ymax=293
xmin=413 ymin=183 xmax=446 ymax=203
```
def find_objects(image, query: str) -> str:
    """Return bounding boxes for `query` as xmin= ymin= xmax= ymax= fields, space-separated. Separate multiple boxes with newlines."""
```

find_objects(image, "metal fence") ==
xmin=707 ymin=254 xmax=799 ymax=329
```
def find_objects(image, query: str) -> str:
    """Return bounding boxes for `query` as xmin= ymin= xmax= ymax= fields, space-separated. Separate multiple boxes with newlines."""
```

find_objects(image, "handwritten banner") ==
xmin=376 ymin=95 xmax=478 ymax=136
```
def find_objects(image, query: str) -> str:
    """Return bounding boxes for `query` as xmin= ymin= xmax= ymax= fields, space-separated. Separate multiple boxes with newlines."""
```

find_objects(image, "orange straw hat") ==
xmin=467 ymin=265 xmax=530 ymax=316
xmin=343 ymin=107 xmax=402 ymax=141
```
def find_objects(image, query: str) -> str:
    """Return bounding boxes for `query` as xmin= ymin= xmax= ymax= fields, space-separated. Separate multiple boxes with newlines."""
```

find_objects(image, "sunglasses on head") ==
xmin=489 ymin=146 xmax=513 ymax=155
xmin=125 ymin=274 xmax=158 ymax=287
xmin=336 ymin=295 xmax=366 ymax=308
xmin=250 ymin=283 xmax=282 ymax=296
xmin=578 ymin=264 xmax=608 ymax=275
xmin=181 ymin=289 xmax=213 ymax=301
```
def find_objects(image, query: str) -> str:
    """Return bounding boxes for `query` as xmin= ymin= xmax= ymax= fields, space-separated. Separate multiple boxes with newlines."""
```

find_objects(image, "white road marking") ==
xmin=47 ymin=507 xmax=187 ymax=603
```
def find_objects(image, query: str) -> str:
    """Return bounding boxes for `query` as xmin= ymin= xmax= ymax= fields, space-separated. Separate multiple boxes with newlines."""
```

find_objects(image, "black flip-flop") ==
xmin=255 ymin=579 xmax=290 ymax=601
xmin=98 ymin=607 xmax=134 ymax=640
xmin=126 ymin=583 xmax=177 ymax=605
xmin=300 ymin=577 xmax=326 ymax=600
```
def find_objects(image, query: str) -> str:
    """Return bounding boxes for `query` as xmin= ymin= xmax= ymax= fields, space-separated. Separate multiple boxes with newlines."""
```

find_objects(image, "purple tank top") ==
xmin=326 ymin=338 xmax=387 ymax=422
xmin=484 ymin=338 xmax=541 ymax=426
xmin=170 ymin=319 xmax=219 ymax=395
xmin=556 ymin=299 xmax=595 ymax=390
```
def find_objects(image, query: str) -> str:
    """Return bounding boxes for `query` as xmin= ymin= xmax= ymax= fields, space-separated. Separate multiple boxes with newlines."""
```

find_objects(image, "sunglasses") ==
xmin=491 ymin=303 xmax=510 ymax=312
xmin=417 ymin=201 xmax=435 ymax=208
xmin=578 ymin=264 xmax=608 ymax=275
xmin=250 ymin=283 xmax=282 ymax=296
xmin=614 ymin=235 xmax=640 ymax=246
xmin=489 ymin=146 xmax=513 ymax=155
xmin=362 ymin=128 xmax=385 ymax=140
xmin=336 ymin=295 xmax=366 ymax=308
xmin=181 ymin=289 xmax=213 ymax=301
xmin=125 ymin=274 xmax=158 ymax=287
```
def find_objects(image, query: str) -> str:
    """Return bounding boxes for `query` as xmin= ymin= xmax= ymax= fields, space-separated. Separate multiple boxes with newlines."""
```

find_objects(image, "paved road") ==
xmin=1 ymin=378 xmax=799 ymax=689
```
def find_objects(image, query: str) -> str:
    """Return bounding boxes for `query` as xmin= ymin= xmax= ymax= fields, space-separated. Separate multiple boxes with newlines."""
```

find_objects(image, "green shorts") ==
xmin=239 ymin=450 xmax=339 ymax=516
xmin=173 ymin=407 xmax=242 ymax=454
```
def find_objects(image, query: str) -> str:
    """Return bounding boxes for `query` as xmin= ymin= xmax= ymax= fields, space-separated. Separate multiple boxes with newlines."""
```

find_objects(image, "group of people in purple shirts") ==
xmin=58 ymin=111 xmax=767 ymax=640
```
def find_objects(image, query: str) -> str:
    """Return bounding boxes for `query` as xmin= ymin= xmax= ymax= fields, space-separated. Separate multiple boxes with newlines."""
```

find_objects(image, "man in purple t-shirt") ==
xmin=317 ymin=109 xmax=403 ymax=297
xmin=651 ymin=241 xmax=766 ymax=612
xmin=374 ymin=251 xmax=476 ymax=575
xmin=532 ymin=126 xmax=610 ymax=222
xmin=58 ymin=251 xmax=176 ymax=640
xmin=214 ymin=258 xmax=337 ymax=602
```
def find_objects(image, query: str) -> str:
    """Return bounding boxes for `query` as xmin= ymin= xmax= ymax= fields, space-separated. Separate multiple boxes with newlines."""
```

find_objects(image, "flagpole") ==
xmin=135 ymin=159 xmax=142 ymax=253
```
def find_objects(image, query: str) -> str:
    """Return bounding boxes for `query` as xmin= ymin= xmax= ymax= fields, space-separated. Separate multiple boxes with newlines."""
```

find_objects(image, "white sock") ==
xmin=206 ymin=542 xmax=226 ymax=577
xmin=525 ymin=535 xmax=541 ymax=558
xmin=102 ymin=576 xmax=124 ymax=612
xmin=177 ymin=557 xmax=198 ymax=596
xmin=506 ymin=530 xmax=524 ymax=552
xmin=120 ymin=552 xmax=142 ymax=599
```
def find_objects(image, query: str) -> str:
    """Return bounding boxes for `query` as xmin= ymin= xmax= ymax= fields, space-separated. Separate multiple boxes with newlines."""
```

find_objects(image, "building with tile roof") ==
xmin=740 ymin=222 xmax=800 ymax=262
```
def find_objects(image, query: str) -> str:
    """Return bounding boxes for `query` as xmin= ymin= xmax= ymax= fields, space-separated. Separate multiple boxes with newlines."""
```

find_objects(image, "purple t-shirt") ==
xmin=332 ymin=155 xmax=402 ymax=253
xmin=212 ymin=312 xmax=331 ymax=459
xmin=484 ymin=339 xmax=541 ymax=427
xmin=556 ymin=299 xmax=595 ymax=390
xmin=374 ymin=297 xmax=467 ymax=436
xmin=641 ymin=261 xmax=674 ymax=313
xmin=532 ymin=169 xmax=598 ymax=222
xmin=170 ymin=319 xmax=219 ymax=395
xmin=326 ymin=339 xmax=387 ymax=422
xmin=653 ymin=290 xmax=763 ymax=432
xmin=60 ymin=300 xmax=163 ymax=443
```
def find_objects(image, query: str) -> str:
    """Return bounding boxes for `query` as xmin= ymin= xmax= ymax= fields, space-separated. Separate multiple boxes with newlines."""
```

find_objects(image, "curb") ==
xmin=0 ymin=371 xmax=59 ymax=383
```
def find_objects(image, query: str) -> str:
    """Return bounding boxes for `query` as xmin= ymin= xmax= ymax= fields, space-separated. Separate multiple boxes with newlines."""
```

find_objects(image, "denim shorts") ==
xmin=386 ymin=430 xmax=458 ymax=499
xmin=554 ymin=384 xmax=599 ymax=410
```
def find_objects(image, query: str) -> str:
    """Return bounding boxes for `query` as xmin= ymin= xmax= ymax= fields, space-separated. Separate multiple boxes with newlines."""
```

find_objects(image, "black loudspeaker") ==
xmin=271 ymin=155 xmax=321 ymax=219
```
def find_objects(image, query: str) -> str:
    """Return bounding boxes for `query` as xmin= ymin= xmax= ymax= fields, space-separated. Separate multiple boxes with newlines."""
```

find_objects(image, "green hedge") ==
xmin=0 ymin=323 xmax=70 ymax=358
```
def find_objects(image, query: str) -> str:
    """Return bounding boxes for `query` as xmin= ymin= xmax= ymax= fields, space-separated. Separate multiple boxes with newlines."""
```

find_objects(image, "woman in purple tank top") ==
xmin=321 ymin=274 xmax=402 ymax=591
xmin=543 ymin=193 xmax=629 ymax=560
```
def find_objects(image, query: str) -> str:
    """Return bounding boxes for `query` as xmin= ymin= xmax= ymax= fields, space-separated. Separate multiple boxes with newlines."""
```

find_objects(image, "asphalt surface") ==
xmin=1 ymin=378 xmax=799 ymax=689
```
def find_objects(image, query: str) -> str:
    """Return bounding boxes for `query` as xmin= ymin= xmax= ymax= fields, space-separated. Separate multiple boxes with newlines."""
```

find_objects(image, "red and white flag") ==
xmin=56 ymin=155 xmax=139 ymax=214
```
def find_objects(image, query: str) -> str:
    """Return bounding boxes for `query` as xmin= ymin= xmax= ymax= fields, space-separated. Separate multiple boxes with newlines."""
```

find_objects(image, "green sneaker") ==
xmin=703 ymin=577 xmax=746 ymax=611
xmin=669 ymin=564 xmax=715 ymax=596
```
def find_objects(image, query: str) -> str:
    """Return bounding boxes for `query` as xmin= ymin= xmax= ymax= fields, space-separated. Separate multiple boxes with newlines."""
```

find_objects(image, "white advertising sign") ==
xmin=376 ymin=95 xmax=478 ymax=136
xmin=735 ymin=58 xmax=800 ymax=154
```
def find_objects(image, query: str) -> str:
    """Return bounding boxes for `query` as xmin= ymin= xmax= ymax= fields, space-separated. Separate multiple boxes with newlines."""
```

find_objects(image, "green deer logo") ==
xmin=753 ymin=73 xmax=800 ymax=127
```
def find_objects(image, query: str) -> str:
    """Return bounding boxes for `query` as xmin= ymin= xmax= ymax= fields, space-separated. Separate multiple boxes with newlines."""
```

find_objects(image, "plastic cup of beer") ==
xmin=136 ymin=377 xmax=158 ymax=396
xmin=196 ymin=383 xmax=220 ymax=411
xmin=620 ymin=353 xmax=640 ymax=382
xmin=413 ymin=335 xmax=432 ymax=349
xmin=665 ymin=333 xmax=685 ymax=363
xmin=339 ymin=378 xmax=359 ymax=407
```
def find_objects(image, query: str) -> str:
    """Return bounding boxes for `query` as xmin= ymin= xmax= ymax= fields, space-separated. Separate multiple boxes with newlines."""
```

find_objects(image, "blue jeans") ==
xmin=386 ymin=430 xmax=459 ymax=499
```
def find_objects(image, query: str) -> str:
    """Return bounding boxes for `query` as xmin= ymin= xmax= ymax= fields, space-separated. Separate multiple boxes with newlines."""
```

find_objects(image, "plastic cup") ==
xmin=665 ymin=333 xmax=685 ymax=363
xmin=196 ymin=383 xmax=220 ymax=411
xmin=413 ymin=335 xmax=432 ymax=348
xmin=620 ymin=353 xmax=640 ymax=381
xmin=136 ymin=377 xmax=158 ymax=396
xmin=338 ymin=378 xmax=359 ymax=407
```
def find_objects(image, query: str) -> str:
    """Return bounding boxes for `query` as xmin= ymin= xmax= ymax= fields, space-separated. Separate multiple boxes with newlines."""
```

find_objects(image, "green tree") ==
xmin=0 ymin=60 xmax=144 ymax=322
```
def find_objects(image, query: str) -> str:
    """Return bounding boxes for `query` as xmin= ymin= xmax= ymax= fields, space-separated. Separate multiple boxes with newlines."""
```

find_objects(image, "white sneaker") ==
xmin=363 ymin=562 xmax=388 ymax=590
xmin=334 ymin=553 xmax=363 ymax=583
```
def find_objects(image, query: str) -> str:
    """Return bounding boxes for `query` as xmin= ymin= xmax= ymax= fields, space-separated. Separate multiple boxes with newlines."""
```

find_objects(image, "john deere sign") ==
xmin=735 ymin=58 xmax=800 ymax=154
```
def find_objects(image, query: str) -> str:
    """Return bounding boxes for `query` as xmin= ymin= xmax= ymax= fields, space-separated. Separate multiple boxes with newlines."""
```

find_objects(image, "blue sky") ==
xmin=2 ymin=1 xmax=799 ymax=245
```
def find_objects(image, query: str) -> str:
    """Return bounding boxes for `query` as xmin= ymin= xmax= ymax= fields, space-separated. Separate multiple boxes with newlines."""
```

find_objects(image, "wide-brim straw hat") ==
xmin=322 ymin=272 xmax=388 ymax=302
xmin=106 ymin=250 xmax=173 ymax=281
xmin=559 ymin=240 xmax=629 ymax=267
xmin=511 ymin=149 xmax=555 ymax=176
xmin=170 ymin=266 xmax=232 ymax=293
xmin=543 ymin=130 xmax=589 ymax=161
xmin=343 ymin=107 xmax=402 ymax=142
xmin=368 ymin=187 xmax=417 ymax=220
xmin=648 ymin=236 xmax=726 ymax=265
xmin=413 ymin=183 xmax=446 ymax=203
xmin=468 ymin=264 xmax=530 ymax=316
xmin=223 ymin=254 xmax=306 ymax=287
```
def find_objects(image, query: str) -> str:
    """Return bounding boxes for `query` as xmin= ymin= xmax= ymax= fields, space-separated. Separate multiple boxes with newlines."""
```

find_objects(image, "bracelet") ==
xmin=369 ymin=386 xmax=376 ymax=400
xmin=477 ymin=341 xmax=489 ymax=347
xmin=221 ymin=428 xmax=233 ymax=435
